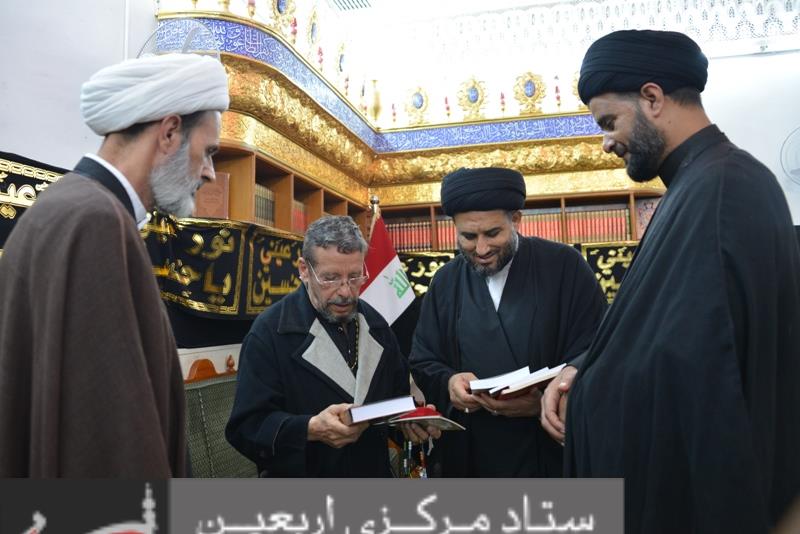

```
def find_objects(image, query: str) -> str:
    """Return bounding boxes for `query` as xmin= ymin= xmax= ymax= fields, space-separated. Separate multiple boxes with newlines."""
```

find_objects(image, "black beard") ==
xmin=626 ymin=108 xmax=667 ymax=183
xmin=459 ymin=231 xmax=518 ymax=277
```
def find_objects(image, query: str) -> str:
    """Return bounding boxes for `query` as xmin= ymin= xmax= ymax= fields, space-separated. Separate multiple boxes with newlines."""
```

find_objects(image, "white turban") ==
xmin=80 ymin=53 xmax=230 ymax=136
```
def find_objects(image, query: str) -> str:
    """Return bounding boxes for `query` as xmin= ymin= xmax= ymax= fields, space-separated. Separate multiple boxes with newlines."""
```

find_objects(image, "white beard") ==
xmin=149 ymin=141 xmax=197 ymax=218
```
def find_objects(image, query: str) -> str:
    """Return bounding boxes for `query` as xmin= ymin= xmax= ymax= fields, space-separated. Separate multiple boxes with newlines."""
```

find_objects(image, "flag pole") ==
xmin=368 ymin=194 xmax=380 ymax=242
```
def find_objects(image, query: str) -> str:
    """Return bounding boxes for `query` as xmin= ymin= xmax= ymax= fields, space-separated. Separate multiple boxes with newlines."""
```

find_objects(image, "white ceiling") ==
xmin=326 ymin=0 xmax=568 ymax=22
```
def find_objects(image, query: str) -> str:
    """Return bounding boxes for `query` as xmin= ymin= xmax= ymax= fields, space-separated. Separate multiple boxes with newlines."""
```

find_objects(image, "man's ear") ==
xmin=156 ymin=114 xmax=183 ymax=154
xmin=639 ymin=82 xmax=666 ymax=119
xmin=510 ymin=210 xmax=523 ymax=231
xmin=298 ymin=256 xmax=308 ymax=282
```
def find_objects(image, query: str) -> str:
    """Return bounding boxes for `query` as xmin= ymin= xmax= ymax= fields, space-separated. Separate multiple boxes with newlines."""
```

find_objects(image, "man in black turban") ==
xmin=577 ymin=29 xmax=708 ymax=106
xmin=440 ymin=167 xmax=527 ymax=217
xmin=541 ymin=30 xmax=800 ymax=533
xmin=409 ymin=167 xmax=606 ymax=477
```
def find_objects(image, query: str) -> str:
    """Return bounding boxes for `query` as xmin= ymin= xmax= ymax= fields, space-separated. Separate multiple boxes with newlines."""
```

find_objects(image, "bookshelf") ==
xmin=382 ymin=205 xmax=438 ymax=253
xmin=213 ymin=144 xmax=256 ymax=222
xmin=348 ymin=203 xmax=369 ymax=237
xmin=212 ymin=143 xmax=663 ymax=249
xmin=323 ymin=191 xmax=348 ymax=217
xmin=382 ymin=190 xmax=663 ymax=253
xmin=212 ymin=144 xmax=370 ymax=237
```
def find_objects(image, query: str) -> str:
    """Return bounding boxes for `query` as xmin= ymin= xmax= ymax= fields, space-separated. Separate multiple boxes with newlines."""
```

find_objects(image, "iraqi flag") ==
xmin=360 ymin=215 xmax=414 ymax=324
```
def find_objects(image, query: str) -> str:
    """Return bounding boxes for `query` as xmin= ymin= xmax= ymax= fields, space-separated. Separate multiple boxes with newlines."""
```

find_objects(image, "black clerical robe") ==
xmin=0 ymin=157 xmax=187 ymax=477
xmin=566 ymin=125 xmax=800 ymax=533
xmin=410 ymin=236 xmax=606 ymax=476
xmin=226 ymin=284 xmax=410 ymax=477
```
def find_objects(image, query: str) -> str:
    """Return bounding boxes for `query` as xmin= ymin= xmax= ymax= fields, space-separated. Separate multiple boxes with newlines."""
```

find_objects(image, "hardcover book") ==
xmin=193 ymin=172 xmax=229 ymax=219
xmin=489 ymin=363 xmax=567 ymax=400
xmin=342 ymin=395 xmax=416 ymax=425
xmin=469 ymin=366 xmax=531 ymax=393
xmin=388 ymin=406 xmax=465 ymax=431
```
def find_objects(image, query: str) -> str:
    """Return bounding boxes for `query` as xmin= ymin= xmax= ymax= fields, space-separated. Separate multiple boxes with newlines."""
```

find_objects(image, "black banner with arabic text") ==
xmin=143 ymin=212 xmax=303 ymax=320
xmin=580 ymin=242 xmax=637 ymax=302
xmin=0 ymin=151 xmax=66 ymax=250
xmin=142 ymin=219 xmax=635 ymax=321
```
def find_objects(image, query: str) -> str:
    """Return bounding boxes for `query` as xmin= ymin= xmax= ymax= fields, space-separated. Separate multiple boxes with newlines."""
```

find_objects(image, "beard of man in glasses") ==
xmin=227 ymin=215 xmax=440 ymax=477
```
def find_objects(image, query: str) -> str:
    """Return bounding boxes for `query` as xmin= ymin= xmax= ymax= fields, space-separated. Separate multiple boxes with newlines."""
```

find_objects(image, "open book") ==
xmin=489 ymin=363 xmax=567 ymax=400
xmin=342 ymin=397 xmax=465 ymax=431
xmin=342 ymin=395 xmax=417 ymax=425
xmin=469 ymin=364 xmax=567 ymax=400
xmin=387 ymin=406 xmax=465 ymax=431
xmin=469 ymin=366 xmax=531 ymax=393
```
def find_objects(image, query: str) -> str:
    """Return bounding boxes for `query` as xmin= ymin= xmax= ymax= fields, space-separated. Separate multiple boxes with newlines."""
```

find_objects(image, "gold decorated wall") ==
xmin=367 ymin=138 xmax=623 ymax=185
xmin=224 ymin=55 xmax=375 ymax=185
xmin=151 ymin=12 xmax=666 ymax=207
xmin=221 ymin=54 xmax=664 ymax=205
xmin=371 ymin=169 xmax=664 ymax=206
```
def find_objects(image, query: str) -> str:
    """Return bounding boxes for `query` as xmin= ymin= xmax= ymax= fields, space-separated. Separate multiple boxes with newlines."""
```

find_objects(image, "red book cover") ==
xmin=567 ymin=213 xmax=577 ymax=243
xmin=389 ymin=406 xmax=465 ymax=431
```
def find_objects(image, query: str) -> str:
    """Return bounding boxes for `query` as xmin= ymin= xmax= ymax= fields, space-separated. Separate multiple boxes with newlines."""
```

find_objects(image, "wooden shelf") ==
xmin=212 ymin=145 xmax=369 ymax=236
xmin=214 ymin=150 xmax=255 ymax=223
xmin=323 ymin=191 xmax=348 ymax=216
xmin=348 ymin=203 xmax=369 ymax=239
xmin=212 ymin=141 xmax=661 ymax=247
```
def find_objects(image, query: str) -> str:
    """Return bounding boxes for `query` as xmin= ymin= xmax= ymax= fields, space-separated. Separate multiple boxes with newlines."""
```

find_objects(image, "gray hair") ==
xmin=302 ymin=215 xmax=368 ymax=266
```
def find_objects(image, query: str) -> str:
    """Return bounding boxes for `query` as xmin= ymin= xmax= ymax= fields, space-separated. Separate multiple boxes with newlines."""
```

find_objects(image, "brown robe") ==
xmin=0 ymin=158 xmax=186 ymax=477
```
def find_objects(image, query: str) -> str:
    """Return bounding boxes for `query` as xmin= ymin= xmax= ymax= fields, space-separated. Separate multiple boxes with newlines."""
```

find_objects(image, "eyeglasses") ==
xmin=307 ymin=261 xmax=370 ymax=291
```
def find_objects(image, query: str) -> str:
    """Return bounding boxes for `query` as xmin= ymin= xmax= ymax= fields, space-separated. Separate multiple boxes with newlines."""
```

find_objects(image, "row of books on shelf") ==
xmin=564 ymin=206 xmax=631 ymax=243
xmin=385 ymin=219 xmax=439 ymax=253
xmin=196 ymin=174 xmax=660 ymax=245
xmin=253 ymin=183 xmax=275 ymax=227
xmin=291 ymin=199 xmax=308 ymax=234
xmin=518 ymin=205 xmax=632 ymax=243
xmin=519 ymin=207 xmax=563 ymax=242
xmin=437 ymin=218 xmax=457 ymax=251
xmin=385 ymin=205 xmax=635 ymax=252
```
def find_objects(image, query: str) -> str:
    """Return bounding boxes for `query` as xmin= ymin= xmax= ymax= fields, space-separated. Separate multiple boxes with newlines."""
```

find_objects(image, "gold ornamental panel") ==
xmin=223 ymin=56 xmax=635 ymax=188
xmin=369 ymin=137 xmax=623 ymax=186
xmin=370 ymin=182 xmax=443 ymax=206
xmin=524 ymin=169 xmax=664 ymax=196
xmin=371 ymin=169 xmax=664 ymax=206
xmin=224 ymin=55 xmax=375 ymax=184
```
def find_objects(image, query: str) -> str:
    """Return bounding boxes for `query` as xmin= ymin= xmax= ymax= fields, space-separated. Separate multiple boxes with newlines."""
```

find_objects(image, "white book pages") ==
xmin=468 ymin=366 xmax=531 ymax=393
xmin=348 ymin=395 xmax=416 ymax=424
xmin=492 ymin=363 xmax=568 ymax=397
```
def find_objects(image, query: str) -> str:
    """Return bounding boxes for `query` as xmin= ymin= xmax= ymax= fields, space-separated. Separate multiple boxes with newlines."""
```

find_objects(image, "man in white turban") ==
xmin=0 ymin=53 xmax=229 ymax=477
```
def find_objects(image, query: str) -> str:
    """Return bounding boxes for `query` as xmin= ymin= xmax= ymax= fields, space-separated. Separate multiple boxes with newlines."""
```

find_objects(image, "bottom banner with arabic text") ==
xmin=172 ymin=479 xmax=622 ymax=534
xmin=0 ymin=479 xmax=622 ymax=533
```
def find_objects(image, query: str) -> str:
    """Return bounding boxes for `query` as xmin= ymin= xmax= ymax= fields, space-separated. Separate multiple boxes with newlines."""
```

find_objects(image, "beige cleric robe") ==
xmin=0 ymin=158 xmax=186 ymax=477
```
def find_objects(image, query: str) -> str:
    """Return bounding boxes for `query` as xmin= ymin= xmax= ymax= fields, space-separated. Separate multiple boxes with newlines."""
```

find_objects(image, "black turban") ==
xmin=578 ymin=30 xmax=708 ymax=104
xmin=440 ymin=167 xmax=526 ymax=217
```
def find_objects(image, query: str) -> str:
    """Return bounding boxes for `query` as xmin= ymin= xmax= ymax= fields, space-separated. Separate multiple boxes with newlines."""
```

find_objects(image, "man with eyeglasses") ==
xmin=227 ymin=215 xmax=440 ymax=477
